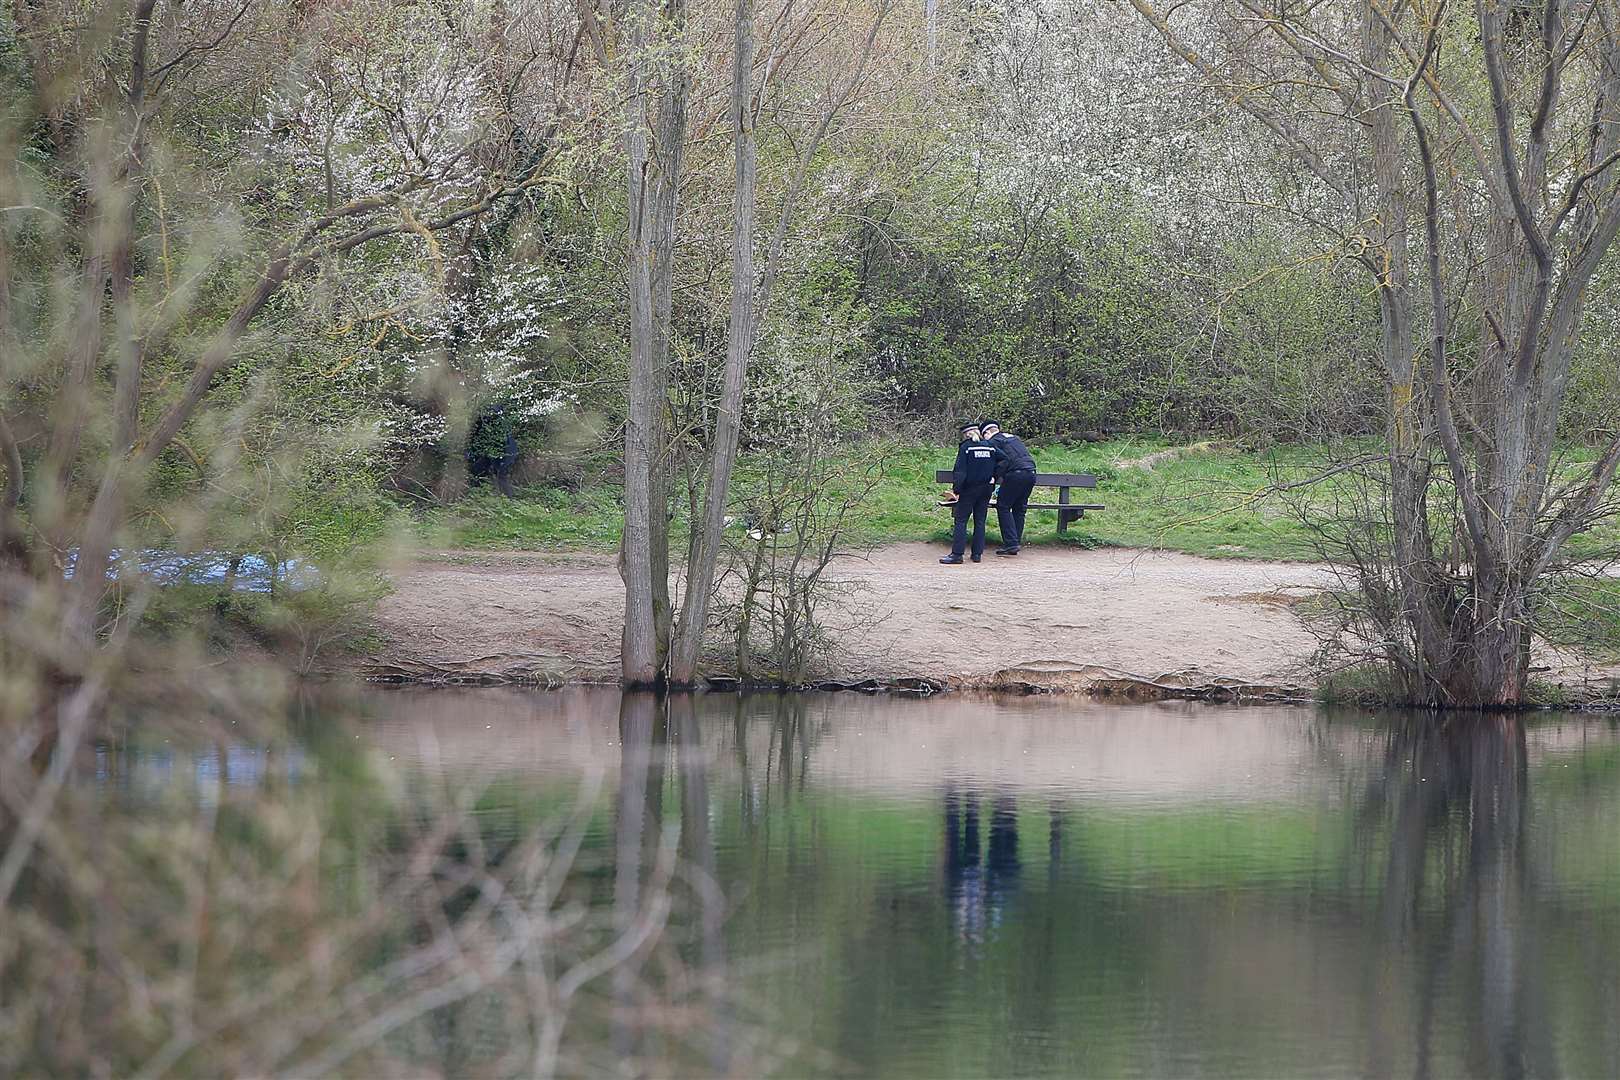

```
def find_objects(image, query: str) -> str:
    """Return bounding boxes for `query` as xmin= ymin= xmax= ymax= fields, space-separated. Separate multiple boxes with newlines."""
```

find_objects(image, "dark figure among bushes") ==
xmin=467 ymin=405 xmax=520 ymax=497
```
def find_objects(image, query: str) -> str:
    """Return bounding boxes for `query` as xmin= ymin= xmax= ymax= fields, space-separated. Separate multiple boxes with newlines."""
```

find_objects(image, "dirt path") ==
xmin=370 ymin=545 xmax=1336 ymax=686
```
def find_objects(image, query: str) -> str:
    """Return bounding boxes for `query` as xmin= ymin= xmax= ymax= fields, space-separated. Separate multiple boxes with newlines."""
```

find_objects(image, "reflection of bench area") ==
xmin=934 ymin=470 xmax=1104 ymax=535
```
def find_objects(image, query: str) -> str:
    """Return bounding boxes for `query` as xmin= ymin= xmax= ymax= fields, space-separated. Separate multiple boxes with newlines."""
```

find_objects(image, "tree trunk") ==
xmin=1466 ymin=608 xmax=1531 ymax=709
xmin=619 ymin=0 xmax=690 ymax=686
xmin=621 ymin=7 xmax=662 ymax=686
xmin=669 ymin=0 xmax=757 ymax=686
xmin=1126 ymin=0 xmax=1620 ymax=709
xmin=647 ymin=8 xmax=689 ymax=672
xmin=666 ymin=1 xmax=887 ymax=684
xmin=0 ymin=204 xmax=21 ymax=561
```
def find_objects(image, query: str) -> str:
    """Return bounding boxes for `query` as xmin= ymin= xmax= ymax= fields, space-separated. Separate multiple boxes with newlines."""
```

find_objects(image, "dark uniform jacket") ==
xmin=952 ymin=439 xmax=1004 ymax=493
xmin=991 ymin=432 xmax=1036 ymax=477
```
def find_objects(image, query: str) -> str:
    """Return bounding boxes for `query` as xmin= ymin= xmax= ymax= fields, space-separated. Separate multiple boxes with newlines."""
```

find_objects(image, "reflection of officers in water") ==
xmin=943 ymin=787 xmax=1021 ymax=944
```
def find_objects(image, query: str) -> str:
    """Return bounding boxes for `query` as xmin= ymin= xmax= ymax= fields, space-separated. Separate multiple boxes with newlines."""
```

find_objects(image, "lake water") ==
xmin=70 ymin=689 xmax=1620 ymax=1076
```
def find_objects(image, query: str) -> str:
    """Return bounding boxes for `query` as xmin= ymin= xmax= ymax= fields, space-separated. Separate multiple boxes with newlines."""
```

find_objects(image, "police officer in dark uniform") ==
xmin=941 ymin=421 xmax=1004 ymax=564
xmin=981 ymin=420 xmax=1036 ymax=556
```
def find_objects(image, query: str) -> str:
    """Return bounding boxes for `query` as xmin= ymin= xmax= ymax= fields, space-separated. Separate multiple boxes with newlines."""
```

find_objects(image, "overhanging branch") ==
xmin=1406 ymin=6 xmax=1494 ymax=567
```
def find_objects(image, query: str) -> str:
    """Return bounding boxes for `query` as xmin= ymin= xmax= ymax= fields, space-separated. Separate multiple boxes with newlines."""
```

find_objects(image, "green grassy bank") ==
xmin=421 ymin=437 xmax=1620 ymax=564
xmin=414 ymin=439 xmax=1331 ymax=561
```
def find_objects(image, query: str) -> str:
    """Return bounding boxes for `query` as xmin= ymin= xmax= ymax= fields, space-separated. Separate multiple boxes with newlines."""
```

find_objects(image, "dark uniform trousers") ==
xmin=996 ymin=469 xmax=1037 ymax=549
xmin=951 ymin=483 xmax=994 ymax=559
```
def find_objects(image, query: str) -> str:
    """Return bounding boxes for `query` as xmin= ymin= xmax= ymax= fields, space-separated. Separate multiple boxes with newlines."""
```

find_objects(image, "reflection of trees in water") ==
xmin=725 ymin=694 xmax=814 ymax=824
xmin=1359 ymin=717 xmax=1556 ymax=1080
xmin=613 ymin=693 xmax=737 ymax=1076
xmin=612 ymin=692 xmax=668 ymax=1069
xmin=565 ymin=696 xmax=1616 ymax=1078
xmin=10 ymin=691 xmax=722 ymax=1077
xmin=767 ymin=695 xmax=811 ymax=800
xmin=671 ymin=695 xmax=731 ymax=1074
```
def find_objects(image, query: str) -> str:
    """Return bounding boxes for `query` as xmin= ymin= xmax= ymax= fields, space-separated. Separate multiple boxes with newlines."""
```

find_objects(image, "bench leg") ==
xmin=1057 ymin=486 xmax=1069 ymax=535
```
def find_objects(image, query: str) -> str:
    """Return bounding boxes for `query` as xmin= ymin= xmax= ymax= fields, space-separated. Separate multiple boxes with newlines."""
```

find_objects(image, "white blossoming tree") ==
xmin=0 ymin=0 xmax=582 ymax=690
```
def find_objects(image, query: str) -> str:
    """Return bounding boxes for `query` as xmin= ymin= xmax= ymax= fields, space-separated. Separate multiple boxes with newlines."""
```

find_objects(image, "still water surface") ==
xmin=104 ymin=689 xmax=1620 ymax=1077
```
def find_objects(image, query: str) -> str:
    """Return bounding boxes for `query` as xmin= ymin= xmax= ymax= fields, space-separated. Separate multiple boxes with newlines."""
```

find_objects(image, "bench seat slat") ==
xmin=1020 ymin=503 xmax=1106 ymax=511
xmin=933 ymin=469 xmax=1098 ymax=487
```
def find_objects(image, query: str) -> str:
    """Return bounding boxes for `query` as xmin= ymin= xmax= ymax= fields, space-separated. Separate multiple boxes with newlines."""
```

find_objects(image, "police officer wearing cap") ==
xmin=981 ymin=420 xmax=1036 ymax=555
xmin=941 ymin=421 xmax=1004 ymax=564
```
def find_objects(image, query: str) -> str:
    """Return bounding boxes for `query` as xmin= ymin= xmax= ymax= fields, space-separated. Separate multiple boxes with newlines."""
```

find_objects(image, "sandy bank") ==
xmin=368 ymin=544 xmax=1336 ymax=689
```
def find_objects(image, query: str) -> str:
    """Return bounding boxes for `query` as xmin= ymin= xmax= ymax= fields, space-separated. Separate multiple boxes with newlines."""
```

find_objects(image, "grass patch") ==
xmin=1539 ymin=575 xmax=1620 ymax=663
xmin=418 ymin=484 xmax=627 ymax=551
xmin=416 ymin=438 xmax=1620 ymax=564
xmin=854 ymin=439 xmax=1326 ymax=559
xmin=129 ymin=566 xmax=389 ymax=671
xmin=1316 ymin=663 xmax=1404 ymax=706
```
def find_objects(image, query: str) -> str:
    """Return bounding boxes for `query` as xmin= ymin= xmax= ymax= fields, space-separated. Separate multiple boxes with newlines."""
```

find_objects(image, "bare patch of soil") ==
xmin=367 ymin=544 xmax=1337 ymax=687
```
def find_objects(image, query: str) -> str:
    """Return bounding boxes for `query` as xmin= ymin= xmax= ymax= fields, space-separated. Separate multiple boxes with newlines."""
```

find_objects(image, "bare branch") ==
xmin=1479 ymin=0 xmax=1553 ymax=264
xmin=1269 ymin=453 xmax=1387 ymax=491
xmin=0 ymin=410 xmax=21 ymax=551
xmin=758 ymin=0 xmax=892 ymax=310
xmin=134 ymin=252 xmax=290 ymax=469
xmin=1125 ymin=0 xmax=1351 ymax=201
xmin=1548 ymin=141 xmax=1620 ymax=239
xmin=1406 ymin=5 xmax=1494 ymax=567
xmin=1232 ymin=0 xmax=1365 ymax=109
xmin=1535 ymin=432 xmax=1620 ymax=575
xmin=1361 ymin=0 xmax=1507 ymax=205
xmin=149 ymin=0 xmax=256 ymax=95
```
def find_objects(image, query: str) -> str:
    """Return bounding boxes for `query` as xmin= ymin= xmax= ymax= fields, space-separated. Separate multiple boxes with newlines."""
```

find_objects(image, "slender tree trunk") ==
xmin=0 ymin=410 xmax=21 ymax=561
xmin=111 ymin=0 xmax=154 ymax=455
xmin=669 ymin=0 xmax=756 ymax=685
xmin=0 ymin=205 xmax=21 ymax=560
xmin=619 ymin=0 xmax=689 ymax=685
xmin=48 ymin=243 xmax=108 ymax=494
xmin=667 ymin=1 xmax=888 ymax=683
xmin=621 ymin=4 xmax=662 ymax=686
xmin=647 ymin=0 xmax=690 ymax=671
xmin=108 ymin=228 xmax=142 ymax=456
xmin=1362 ymin=5 xmax=1455 ymax=700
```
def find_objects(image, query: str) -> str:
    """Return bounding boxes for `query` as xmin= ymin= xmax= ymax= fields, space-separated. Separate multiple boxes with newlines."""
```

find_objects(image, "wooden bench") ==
xmin=934 ymin=470 xmax=1104 ymax=535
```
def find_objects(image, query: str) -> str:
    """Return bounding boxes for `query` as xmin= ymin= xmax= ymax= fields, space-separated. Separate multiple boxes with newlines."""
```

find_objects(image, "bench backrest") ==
xmin=934 ymin=469 xmax=1097 ymax=488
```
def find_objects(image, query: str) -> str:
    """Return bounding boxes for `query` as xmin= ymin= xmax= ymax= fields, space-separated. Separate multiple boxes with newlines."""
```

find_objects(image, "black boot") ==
xmin=995 ymin=547 xmax=1019 ymax=556
xmin=970 ymin=554 xmax=982 ymax=562
xmin=940 ymin=555 xmax=964 ymax=564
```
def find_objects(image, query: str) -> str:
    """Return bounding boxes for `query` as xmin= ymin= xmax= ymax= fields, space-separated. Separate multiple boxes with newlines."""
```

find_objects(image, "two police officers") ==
xmin=980 ymin=421 xmax=1037 ymax=556
xmin=940 ymin=421 xmax=1004 ymax=564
